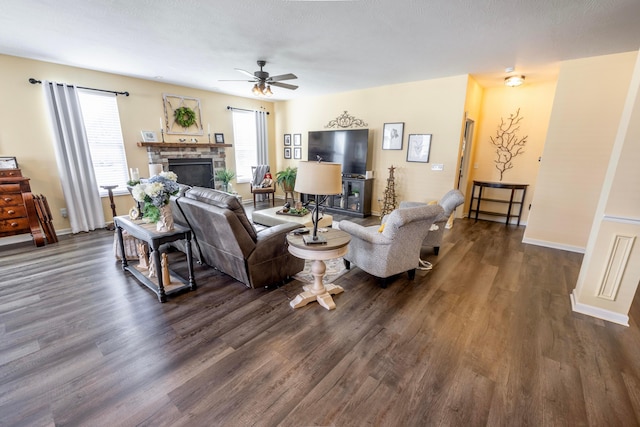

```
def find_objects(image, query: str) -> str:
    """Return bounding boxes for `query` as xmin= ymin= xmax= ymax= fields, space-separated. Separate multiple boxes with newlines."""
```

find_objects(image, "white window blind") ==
xmin=77 ymin=90 xmax=129 ymax=196
xmin=232 ymin=110 xmax=258 ymax=183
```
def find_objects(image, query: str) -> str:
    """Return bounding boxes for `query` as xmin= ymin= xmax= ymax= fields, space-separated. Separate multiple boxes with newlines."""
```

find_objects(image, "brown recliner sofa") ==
xmin=169 ymin=186 xmax=304 ymax=288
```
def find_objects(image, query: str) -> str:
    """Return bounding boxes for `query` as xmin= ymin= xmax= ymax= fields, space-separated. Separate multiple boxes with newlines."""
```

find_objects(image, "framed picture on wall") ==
xmin=293 ymin=147 xmax=302 ymax=159
xmin=214 ymin=133 xmax=225 ymax=143
xmin=406 ymin=134 xmax=432 ymax=163
xmin=284 ymin=147 xmax=292 ymax=159
xmin=141 ymin=130 xmax=158 ymax=142
xmin=284 ymin=134 xmax=292 ymax=146
xmin=382 ymin=122 xmax=404 ymax=150
xmin=293 ymin=133 xmax=302 ymax=146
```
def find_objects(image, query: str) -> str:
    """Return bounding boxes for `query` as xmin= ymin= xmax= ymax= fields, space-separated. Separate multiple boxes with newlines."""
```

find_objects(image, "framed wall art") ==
xmin=140 ymin=130 xmax=158 ymax=142
xmin=284 ymin=147 xmax=292 ymax=159
xmin=0 ymin=156 xmax=18 ymax=169
xmin=294 ymin=147 xmax=302 ymax=159
xmin=214 ymin=133 xmax=225 ymax=143
xmin=163 ymin=93 xmax=203 ymax=135
xmin=284 ymin=134 xmax=292 ymax=146
xmin=293 ymin=133 xmax=302 ymax=146
xmin=407 ymin=134 xmax=432 ymax=163
xmin=382 ymin=122 xmax=404 ymax=150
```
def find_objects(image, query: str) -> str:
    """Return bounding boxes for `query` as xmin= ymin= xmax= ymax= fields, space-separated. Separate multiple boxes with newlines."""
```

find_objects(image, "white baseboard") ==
xmin=0 ymin=227 xmax=72 ymax=248
xmin=522 ymin=237 xmax=585 ymax=254
xmin=570 ymin=291 xmax=629 ymax=326
xmin=0 ymin=234 xmax=34 ymax=246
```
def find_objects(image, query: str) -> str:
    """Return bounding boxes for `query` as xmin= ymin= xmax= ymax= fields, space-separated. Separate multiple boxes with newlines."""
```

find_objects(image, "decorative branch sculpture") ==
xmin=490 ymin=108 xmax=528 ymax=181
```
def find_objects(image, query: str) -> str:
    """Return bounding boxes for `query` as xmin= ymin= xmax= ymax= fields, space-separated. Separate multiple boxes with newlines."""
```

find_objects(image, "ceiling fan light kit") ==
xmin=252 ymin=82 xmax=273 ymax=97
xmin=221 ymin=60 xmax=298 ymax=96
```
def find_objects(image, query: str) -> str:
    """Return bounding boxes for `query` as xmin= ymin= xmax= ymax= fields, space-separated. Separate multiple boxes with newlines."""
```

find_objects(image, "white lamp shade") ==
xmin=294 ymin=161 xmax=342 ymax=195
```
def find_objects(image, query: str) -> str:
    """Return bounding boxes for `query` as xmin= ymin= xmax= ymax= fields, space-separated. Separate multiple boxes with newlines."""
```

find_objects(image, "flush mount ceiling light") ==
xmin=505 ymin=75 xmax=525 ymax=87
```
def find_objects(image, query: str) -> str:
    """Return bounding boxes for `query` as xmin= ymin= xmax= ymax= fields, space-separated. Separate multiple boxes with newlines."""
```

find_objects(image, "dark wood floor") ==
xmin=2 ymin=205 xmax=640 ymax=426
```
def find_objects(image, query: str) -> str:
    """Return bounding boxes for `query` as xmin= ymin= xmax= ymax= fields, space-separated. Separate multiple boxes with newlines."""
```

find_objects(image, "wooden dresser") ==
xmin=0 ymin=168 xmax=44 ymax=246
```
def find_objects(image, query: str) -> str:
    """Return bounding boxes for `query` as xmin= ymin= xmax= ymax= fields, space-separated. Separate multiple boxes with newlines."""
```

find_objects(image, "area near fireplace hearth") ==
xmin=137 ymin=142 xmax=231 ymax=189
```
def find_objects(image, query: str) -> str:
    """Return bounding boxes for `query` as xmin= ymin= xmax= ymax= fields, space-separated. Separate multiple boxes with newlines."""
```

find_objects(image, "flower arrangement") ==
xmin=131 ymin=171 xmax=179 ymax=222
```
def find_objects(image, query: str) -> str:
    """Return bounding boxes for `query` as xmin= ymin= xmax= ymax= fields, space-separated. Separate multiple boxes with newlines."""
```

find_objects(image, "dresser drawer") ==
xmin=0 ymin=192 xmax=24 ymax=207
xmin=0 ymin=169 xmax=22 ymax=178
xmin=0 ymin=217 xmax=30 ymax=233
xmin=0 ymin=183 xmax=22 ymax=193
xmin=0 ymin=205 xmax=26 ymax=219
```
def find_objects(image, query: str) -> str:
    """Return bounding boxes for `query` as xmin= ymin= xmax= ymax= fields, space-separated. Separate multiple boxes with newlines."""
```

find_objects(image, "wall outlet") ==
xmin=431 ymin=163 xmax=444 ymax=171
xmin=60 ymin=208 xmax=68 ymax=218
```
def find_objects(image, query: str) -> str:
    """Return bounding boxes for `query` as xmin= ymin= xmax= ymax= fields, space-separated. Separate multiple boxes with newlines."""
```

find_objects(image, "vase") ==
xmin=156 ymin=204 xmax=174 ymax=232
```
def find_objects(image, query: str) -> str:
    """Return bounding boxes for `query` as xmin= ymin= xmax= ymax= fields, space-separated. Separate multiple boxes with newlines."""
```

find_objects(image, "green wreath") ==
xmin=174 ymin=106 xmax=197 ymax=128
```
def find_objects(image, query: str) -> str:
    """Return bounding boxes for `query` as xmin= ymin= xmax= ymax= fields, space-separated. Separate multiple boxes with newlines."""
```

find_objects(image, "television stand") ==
xmin=301 ymin=177 xmax=373 ymax=218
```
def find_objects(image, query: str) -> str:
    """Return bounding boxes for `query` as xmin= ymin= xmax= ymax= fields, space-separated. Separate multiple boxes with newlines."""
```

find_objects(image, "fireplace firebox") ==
xmin=167 ymin=158 xmax=214 ymax=188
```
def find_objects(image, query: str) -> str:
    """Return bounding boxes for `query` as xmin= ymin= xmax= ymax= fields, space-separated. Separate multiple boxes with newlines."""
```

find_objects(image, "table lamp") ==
xmin=294 ymin=160 xmax=342 ymax=244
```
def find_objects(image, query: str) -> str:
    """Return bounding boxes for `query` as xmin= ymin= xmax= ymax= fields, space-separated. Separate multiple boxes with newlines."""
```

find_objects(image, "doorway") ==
xmin=457 ymin=118 xmax=475 ymax=215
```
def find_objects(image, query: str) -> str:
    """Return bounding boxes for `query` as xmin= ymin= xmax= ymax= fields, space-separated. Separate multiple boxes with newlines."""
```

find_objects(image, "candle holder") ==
xmin=208 ymin=133 xmax=211 ymax=143
xmin=161 ymin=129 xmax=165 ymax=143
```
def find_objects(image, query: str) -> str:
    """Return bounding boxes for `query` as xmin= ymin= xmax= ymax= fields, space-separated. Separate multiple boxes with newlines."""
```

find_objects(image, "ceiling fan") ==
xmin=221 ymin=60 xmax=298 ymax=96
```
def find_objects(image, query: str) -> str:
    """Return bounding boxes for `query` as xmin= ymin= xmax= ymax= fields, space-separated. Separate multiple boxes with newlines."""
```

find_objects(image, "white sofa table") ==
xmin=252 ymin=206 xmax=333 ymax=229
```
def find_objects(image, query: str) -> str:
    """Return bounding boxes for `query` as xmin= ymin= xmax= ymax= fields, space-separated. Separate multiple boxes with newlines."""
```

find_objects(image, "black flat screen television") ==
xmin=307 ymin=129 xmax=369 ymax=176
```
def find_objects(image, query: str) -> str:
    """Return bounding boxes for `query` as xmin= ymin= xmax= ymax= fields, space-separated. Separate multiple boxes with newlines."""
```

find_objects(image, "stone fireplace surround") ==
xmin=139 ymin=142 xmax=228 ymax=191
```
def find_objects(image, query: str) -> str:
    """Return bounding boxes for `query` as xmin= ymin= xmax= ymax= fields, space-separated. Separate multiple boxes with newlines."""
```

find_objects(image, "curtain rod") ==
xmin=28 ymin=78 xmax=130 ymax=97
xmin=226 ymin=106 xmax=269 ymax=115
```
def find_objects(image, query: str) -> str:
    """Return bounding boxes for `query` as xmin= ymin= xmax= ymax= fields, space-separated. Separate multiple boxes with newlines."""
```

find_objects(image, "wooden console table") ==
xmin=468 ymin=180 xmax=529 ymax=226
xmin=114 ymin=216 xmax=196 ymax=302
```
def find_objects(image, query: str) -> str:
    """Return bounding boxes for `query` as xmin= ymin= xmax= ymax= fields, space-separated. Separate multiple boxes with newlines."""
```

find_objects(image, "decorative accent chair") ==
xmin=339 ymin=204 xmax=443 ymax=288
xmin=400 ymin=189 xmax=465 ymax=256
xmin=250 ymin=165 xmax=276 ymax=208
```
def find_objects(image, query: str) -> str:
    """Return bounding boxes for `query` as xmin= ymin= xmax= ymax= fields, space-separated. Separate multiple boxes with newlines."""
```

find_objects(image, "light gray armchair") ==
xmin=400 ymin=189 xmax=465 ymax=256
xmin=339 ymin=204 xmax=443 ymax=287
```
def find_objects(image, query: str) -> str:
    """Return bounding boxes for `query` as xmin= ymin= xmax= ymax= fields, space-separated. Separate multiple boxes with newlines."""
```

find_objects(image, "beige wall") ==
xmin=0 ymin=54 xmax=275 ymax=235
xmin=469 ymin=81 xmax=557 ymax=224
xmin=571 ymin=50 xmax=640 ymax=325
xmin=524 ymin=51 xmax=638 ymax=251
xmin=274 ymin=75 xmax=470 ymax=212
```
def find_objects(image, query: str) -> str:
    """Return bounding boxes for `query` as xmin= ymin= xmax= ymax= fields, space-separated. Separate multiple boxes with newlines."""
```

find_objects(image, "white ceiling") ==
xmin=1 ymin=0 xmax=640 ymax=101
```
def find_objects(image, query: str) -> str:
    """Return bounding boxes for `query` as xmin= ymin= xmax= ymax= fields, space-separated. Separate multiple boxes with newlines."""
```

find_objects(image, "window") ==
xmin=77 ymin=90 xmax=129 ymax=196
xmin=232 ymin=109 xmax=258 ymax=183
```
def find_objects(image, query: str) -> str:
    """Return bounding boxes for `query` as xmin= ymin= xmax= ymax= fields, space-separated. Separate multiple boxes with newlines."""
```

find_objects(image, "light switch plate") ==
xmin=431 ymin=163 xmax=444 ymax=171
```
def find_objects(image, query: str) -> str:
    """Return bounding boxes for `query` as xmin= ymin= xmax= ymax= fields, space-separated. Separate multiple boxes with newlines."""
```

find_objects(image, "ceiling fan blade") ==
xmin=235 ymin=68 xmax=256 ymax=79
xmin=270 ymin=81 xmax=298 ymax=90
xmin=269 ymin=73 xmax=297 ymax=82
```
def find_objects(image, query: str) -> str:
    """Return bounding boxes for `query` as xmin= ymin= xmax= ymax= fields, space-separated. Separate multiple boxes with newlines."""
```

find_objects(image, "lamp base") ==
xmin=303 ymin=234 xmax=327 ymax=245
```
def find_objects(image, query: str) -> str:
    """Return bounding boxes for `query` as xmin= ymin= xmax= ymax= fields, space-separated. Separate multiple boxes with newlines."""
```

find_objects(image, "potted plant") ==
xmin=276 ymin=166 xmax=297 ymax=192
xmin=214 ymin=169 xmax=235 ymax=192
